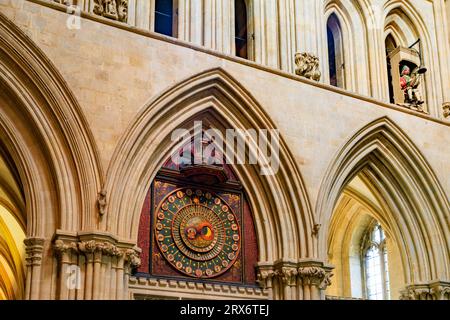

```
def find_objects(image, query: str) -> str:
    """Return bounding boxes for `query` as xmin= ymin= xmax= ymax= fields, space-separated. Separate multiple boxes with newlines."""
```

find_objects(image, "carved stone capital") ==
xmin=124 ymin=248 xmax=141 ymax=269
xmin=297 ymin=260 xmax=333 ymax=289
xmin=24 ymin=238 xmax=46 ymax=267
xmin=53 ymin=239 xmax=78 ymax=261
xmin=78 ymin=240 xmax=102 ymax=254
xmin=295 ymin=52 xmax=321 ymax=81
xmin=277 ymin=267 xmax=298 ymax=287
xmin=256 ymin=265 xmax=275 ymax=289
xmin=400 ymin=282 xmax=450 ymax=300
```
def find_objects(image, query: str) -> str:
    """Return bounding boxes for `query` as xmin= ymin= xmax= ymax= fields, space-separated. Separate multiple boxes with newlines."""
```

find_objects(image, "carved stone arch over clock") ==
xmin=135 ymin=136 xmax=259 ymax=291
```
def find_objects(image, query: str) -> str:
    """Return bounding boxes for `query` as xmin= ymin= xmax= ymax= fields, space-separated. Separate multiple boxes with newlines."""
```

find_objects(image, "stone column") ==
xmin=177 ymin=0 xmax=203 ymax=45
xmin=24 ymin=238 xmax=45 ymax=300
xmin=52 ymin=232 xmax=141 ymax=300
xmin=203 ymin=0 xmax=234 ymax=55
xmin=257 ymin=260 xmax=333 ymax=300
xmin=53 ymin=238 xmax=79 ymax=300
xmin=253 ymin=0 xmax=279 ymax=68
xmin=257 ymin=265 xmax=276 ymax=300
xmin=278 ymin=0 xmax=296 ymax=72
xmin=295 ymin=0 xmax=326 ymax=80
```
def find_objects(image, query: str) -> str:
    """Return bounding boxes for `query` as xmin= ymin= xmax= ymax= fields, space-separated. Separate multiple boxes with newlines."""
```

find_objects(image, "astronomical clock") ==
xmin=135 ymin=140 xmax=258 ymax=285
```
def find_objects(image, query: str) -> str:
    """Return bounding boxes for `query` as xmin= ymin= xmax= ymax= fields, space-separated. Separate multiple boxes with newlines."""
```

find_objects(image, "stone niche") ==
xmin=387 ymin=46 xmax=425 ymax=108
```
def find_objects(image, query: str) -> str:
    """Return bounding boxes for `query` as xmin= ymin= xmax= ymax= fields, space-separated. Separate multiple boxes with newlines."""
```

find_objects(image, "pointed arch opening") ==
xmin=0 ymin=145 xmax=25 ymax=300
xmin=105 ymin=67 xmax=314 ymax=265
xmin=0 ymin=12 xmax=102 ymax=299
xmin=317 ymin=118 xmax=450 ymax=300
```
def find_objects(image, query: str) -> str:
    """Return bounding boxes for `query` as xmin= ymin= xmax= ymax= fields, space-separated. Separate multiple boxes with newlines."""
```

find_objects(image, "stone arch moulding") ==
xmin=0 ymin=12 xmax=102 ymax=299
xmin=315 ymin=117 xmax=450 ymax=295
xmin=104 ymin=68 xmax=333 ymax=299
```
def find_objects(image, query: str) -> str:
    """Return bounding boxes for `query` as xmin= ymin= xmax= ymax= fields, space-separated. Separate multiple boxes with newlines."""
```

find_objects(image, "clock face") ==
xmin=155 ymin=188 xmax=241 ymax=278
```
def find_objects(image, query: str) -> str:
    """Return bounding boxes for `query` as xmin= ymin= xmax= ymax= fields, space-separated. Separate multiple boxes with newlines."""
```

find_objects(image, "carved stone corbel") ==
xmin=295 ymin=52 xmax=322 ymax=81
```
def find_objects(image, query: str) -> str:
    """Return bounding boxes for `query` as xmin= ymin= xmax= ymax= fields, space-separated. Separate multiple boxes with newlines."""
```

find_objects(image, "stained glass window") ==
xmin=363 ymin=223 xmax=390 ymax=300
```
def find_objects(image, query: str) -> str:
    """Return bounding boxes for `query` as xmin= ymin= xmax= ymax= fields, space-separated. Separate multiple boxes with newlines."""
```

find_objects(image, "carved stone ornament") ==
xmin=125 ymin=248 xmax=142 ymax=268
xmin=295 ymin=52 xmax=322 ymax=81
xmin=400 ymin=282 xmax=450 ymax=300
xmin=93 ymin=0 xmax=128 ymax=23
xmin=443 ymin=102 xmax=450 ymax=118
xmin=53 ymin=239 xmax=78 ymax=257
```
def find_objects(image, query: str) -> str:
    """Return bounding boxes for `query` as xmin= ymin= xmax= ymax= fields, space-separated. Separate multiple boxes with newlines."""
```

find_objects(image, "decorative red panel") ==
xmin=136 ymin=139 xmax=258 ymax=286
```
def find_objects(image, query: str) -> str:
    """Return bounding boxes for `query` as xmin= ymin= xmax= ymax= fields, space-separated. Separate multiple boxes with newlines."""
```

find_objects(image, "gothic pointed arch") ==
xmin=0 ymin=12 xmax=102 ymax=298
xmin=105 ymin=68 xmax=315 ymax=266
xmin=316 ymin=117 xmax=450 ymax=291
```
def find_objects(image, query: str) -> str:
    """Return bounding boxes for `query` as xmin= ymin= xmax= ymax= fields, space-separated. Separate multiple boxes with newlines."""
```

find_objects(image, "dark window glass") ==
xmin=155 ymin=0 xmax=174 ymax=37
xmin=327 ymin=25 xmax=337 ymax=87
xmin=235 ymin=0 xmax=248 ymax=59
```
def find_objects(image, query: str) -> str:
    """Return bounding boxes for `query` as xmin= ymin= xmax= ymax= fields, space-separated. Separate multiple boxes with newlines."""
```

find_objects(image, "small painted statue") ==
xmin=400 ymin=65 xmax=424 ymax=106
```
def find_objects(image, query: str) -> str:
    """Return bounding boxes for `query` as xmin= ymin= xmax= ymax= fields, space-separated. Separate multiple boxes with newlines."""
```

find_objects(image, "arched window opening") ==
xmin=235 ymin=0 xmax=248 ymax=59
xmin=385 ymin=35 xmax=397 ymax=104
xmin=327 ymin=14 xmax=345 ymax=88
xmin=155 ymin=0 xmax=178 ymax=37
xmin=362 ymin=222 xmax=390 ymax=300
xmin=326 ymin=174 xmax=403 ymax=300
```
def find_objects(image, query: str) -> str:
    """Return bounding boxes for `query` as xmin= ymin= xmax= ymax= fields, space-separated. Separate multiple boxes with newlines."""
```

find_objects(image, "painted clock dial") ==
xmin=154 ymin=188 xmax=241 ymax=278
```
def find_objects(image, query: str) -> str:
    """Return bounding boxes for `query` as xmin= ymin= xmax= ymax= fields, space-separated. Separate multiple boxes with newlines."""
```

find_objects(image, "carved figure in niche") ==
xmin=104 ymin=0 xmax=118 ymax=18
xmin=295 ymin=52 xmax=321 ymax=81
xmin=400 ymin=65 xmax=424 ymax=107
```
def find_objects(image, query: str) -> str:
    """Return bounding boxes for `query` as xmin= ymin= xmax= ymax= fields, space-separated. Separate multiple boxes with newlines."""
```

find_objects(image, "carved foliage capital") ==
xmin=24 ymin=237 xmax=46 ymax=266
